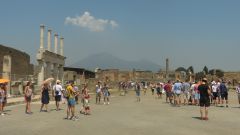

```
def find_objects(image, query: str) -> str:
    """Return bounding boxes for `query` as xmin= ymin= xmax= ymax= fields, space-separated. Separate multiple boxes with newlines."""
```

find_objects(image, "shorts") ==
xmin=194 ymin=93 xmax=200 ymax=100
xmin=104 ymin=92 xmax=109 ymax=97
xmin=221 ymin=93 xmax=228 ymax=100
xmin=212 ymin=92 xmax=218 ymax=100
xmin=96 ymin=92 xmax=101 ymax=98
xmin=0 ymin=97 xmax=4 ymax=103
xmin=68 ymin=98 xmax=76 ymax=106
xmin=166 ymin=91 xmax=173 ymax=98
xmin=136 ymin=91 xmax=140 ymax=96
xmin=55 ymin=95 xmax=61 ymax=102
xmin=200 ymin=97 xmax=210 ymax=107
xmin=83 ymin=99 xmax=90 ymax=107
xmin=25 ymin=96 xmax=32 ymax=102
xmin=157 ymin=90 xmax=162 ymax=95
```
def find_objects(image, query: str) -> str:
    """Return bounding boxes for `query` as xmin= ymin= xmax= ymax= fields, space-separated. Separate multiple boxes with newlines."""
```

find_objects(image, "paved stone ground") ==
xmin=0 ymin=90 xmax=240 ymax=135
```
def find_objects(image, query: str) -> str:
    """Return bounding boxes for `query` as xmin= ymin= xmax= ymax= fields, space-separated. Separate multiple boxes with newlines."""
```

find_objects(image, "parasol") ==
xmin=42 ymin=78 xmax=54 ymax=84
xmin=0 ymin=79 xmax=10 ymax=84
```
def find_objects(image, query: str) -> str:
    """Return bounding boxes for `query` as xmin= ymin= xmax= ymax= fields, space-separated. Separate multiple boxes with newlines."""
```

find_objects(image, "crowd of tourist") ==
xmin=1 ymin=77 xmax=240 ymax=121
xmin=131 ymin=78 xmax=240 ymax=120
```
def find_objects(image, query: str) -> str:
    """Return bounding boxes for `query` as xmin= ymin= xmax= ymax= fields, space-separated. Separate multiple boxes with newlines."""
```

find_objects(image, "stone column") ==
xmin=53 ymin=63 xmax=59 ymax=80
xmin=38 ymin=60 xmax=45 ymax=85
xmin=166 ymin=58 xmax=169 ymax=80
xmin=46 ymin=62 xmax=52 ymax=78
xmin=60 ymin=37 xmax=64 ymax=56
xmin=47 ymin=29 xmax=52 ymax=51
xmin=54 ymin=33 xmax=58 ymax=54
xmin=58 ymin=65 xmax=64 ymax=82
xmin=40 ymin=24 xmax=45 ymax=50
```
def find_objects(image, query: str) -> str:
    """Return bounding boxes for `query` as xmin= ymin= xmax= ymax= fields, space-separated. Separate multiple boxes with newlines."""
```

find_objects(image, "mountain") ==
xmin=71 ymin=53 xmax=162 ymax=72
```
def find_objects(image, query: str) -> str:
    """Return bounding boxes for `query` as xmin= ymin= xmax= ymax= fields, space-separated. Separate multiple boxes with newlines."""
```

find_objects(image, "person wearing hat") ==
xmin=235 ymin=81 xmax=240 ymax=107
xmin=198 ymin=78 xmax=211 ymax=120
xmin=53 ymin=80 xmax=63 ymax=111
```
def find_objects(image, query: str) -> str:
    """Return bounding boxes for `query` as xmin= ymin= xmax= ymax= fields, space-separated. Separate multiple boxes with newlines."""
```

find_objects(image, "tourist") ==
xmin=53 ymin=80 xmax=63 ymax=111
xmin=103 ymin=83 xmax=110 ymax=105
xmin=73 ymin=84 xmax=79 ymax=104
xmin=24 ymin=81 xmax=33 ymax=114
xmin=198 ymin=78 xmax=211 ymax=120
xmin=0 ymin=83 xmax=6 ymax=116
xmin=82 ymin=84 xmax=91 ymax=115
xmin=164 ymin=80 xmax=173 ymax=104
xmin=0 ymin=83 xmax=8 ymax=115
xmin=194 ymin=81 xmax=201 ymax=106
xmin=135 ymin=82 xmax=141 ymax=102
xmin=143 ymin=82 xmax=147 ymax=95
xmin=156 ymin=83 xmax=163 ymax=99
xmin=150 ymin=83 xmax=155 ymax=95
xmin=236 ymin=82 xmax=240 ymax=107
xmin=173 ymin=80 xmax=182 ymax=106
xmin=96 ymin=81 xmax=102 ymax=104
xmin=211 ymin=81 xmax=219 ymax=106
xmin=219 ymin=80 xmax=229 ymax=107
xmin=66 ymin=81 xmax=78 ymax=120
xmin=40 ymin=83 xmax=50 ymax=112
xmin=182 ymin=81 xmax=190 ymax=105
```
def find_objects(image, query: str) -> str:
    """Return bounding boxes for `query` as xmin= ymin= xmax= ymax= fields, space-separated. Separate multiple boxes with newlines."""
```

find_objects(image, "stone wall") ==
xmin=0 ymin=44 xmax=34 ymax=80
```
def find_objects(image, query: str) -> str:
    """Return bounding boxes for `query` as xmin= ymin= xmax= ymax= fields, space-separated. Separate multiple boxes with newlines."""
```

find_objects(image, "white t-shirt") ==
xmin=212 ymin=85 xmax=218 ymax=93
xmin=53 ymin=84 xmax=62 ymax=96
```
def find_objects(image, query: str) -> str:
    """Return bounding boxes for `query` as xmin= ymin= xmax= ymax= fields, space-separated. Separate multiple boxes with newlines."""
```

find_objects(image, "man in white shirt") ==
xmin=53 ymin=80 xmax=63 ymax=111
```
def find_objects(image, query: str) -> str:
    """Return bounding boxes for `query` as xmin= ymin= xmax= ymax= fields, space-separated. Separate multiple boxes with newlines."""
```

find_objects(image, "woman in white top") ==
xmin=25 ymin=81 xmax=33 ymax=114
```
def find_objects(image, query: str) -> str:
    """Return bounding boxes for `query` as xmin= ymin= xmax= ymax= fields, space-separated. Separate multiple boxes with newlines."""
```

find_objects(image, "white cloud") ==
xmin=65 ymin=11 xmax=118 ymax=32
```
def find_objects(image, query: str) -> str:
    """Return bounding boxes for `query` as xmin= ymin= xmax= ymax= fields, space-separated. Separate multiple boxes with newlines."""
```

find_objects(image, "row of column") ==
xmin=37 ymin=61 xmax=64 ymax=85
xmin=40 ymin=24 xmax=64 ymax=55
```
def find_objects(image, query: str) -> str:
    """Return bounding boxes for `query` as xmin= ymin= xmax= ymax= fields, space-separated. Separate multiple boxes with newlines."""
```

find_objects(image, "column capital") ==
xmin=40 ymin=24 xmax=45 ymax=28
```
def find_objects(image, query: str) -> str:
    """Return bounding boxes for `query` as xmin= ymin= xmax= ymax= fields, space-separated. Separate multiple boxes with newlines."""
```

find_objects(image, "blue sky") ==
xmin=0 ymin=0 xmax=240 ymax=72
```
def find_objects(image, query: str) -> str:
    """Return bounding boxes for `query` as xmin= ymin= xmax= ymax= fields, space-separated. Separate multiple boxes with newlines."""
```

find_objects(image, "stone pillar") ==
xmin=46 ymin=62 xmax=52 ymax=78
xmin=40 ymin=24 xmax=45 ymax=50
xmin=58 ymin=65 xmax=64 ymax=82
xmin=38 ymin=60 xmax=45 ymax=85
xmin=54 ymin=33 xmax=58 ymax=54
xmin=53 ymin=63 xmax=59 ymax=80
xmin=60 ymin=37 xmax=64 ymax=56
xmin=47 ymin=29 xmax=52 ymax=51
xmin=166 ymin=58 xmax=169 ymax=80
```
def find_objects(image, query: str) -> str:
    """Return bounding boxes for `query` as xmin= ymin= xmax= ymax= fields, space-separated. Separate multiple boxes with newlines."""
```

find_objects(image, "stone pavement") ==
xmin=1 ymin=90 xmax=240 ymax=135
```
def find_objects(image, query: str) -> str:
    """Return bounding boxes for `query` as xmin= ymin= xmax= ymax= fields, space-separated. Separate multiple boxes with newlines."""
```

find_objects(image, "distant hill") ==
xmin=71 ymin=53 xmax=162 ymax=72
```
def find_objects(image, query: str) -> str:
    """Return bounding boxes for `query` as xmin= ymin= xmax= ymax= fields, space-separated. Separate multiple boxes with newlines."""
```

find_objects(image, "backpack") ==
xmin=220 ymin=84 xmax=228 ymax=93
xmin=62 ymin=89 xmax=69 ymax=98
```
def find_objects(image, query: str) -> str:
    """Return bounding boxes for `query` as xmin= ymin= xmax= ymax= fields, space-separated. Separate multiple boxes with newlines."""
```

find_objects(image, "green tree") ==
xmin=203 ymin=66 xmax=208 ymax=75
xmin=195 ymin=71 xmax=205 ymax=81
xmin=216 ymin=69 xmax=224 ymax=78
xmin=175 ymin=67 xmax=187 ymax=72
xmin=187 ymin=66 xmax=194 ymax=74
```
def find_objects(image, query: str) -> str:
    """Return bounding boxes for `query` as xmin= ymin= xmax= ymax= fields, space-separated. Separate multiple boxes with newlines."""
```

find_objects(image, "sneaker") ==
xmin=72 ymin=116 xmax=79 ymax=121
xmin=107 ymin=102 xmax=110 ymax=105
xmin=64 ymin=117 xmax=70 ymax=120
xmin=226 ymin=105 xmax=229 ymax=108
xmin=104 ymin=102 xmax=106 ymax=105
xmin=1 ymin=113 xmax=5 ymax=116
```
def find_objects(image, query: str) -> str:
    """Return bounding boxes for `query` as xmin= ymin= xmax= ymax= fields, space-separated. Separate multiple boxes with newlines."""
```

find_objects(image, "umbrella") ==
xmin=0 ymin=79 xmax=10 ymax=84
xmin=42 ymin=78 xmax=54 ymax=84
